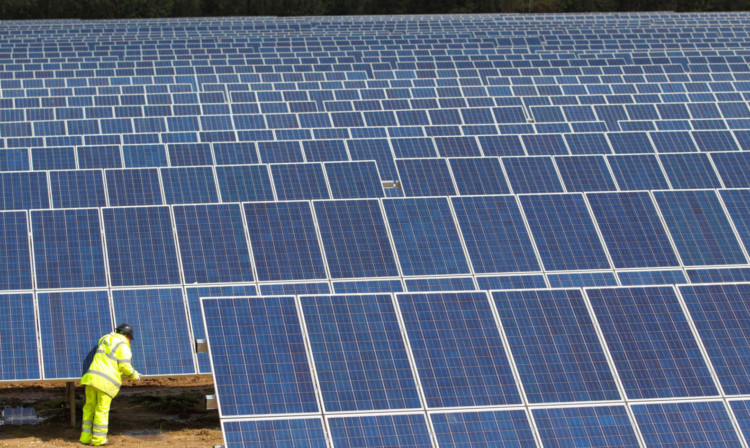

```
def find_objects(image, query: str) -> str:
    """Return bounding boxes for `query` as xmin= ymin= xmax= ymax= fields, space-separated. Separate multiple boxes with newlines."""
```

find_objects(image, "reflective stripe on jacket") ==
xmin=81 ymin=332 xmax=136 ymax=398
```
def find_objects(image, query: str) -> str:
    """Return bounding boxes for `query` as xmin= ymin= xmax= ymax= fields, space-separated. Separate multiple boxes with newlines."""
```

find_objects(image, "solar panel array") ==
xmin=3 ymin=11 xmax=750 ymax=447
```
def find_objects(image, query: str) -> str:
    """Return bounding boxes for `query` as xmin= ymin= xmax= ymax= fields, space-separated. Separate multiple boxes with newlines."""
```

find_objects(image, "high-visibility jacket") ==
xmin=81 ymin=332 xmax=138 ymax=398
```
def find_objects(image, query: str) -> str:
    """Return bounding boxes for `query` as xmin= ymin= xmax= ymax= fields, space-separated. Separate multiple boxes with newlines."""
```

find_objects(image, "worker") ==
xmin=79 ymin=323 xmax=141 ymax=446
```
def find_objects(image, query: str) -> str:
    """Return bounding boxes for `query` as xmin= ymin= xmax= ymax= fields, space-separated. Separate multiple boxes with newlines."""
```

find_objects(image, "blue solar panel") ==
xmin=397 ymin=291 xmax=521 ymax=407
xmin=632 ymin=401 xmax=742 ymax=448
xmin=31 ymin=209 xmax=106 ymax=288
xmin=477 ymin=274 xmax=547 ymax=290
xmin=651 ymin=131 xmax=698 ymax=153
xmin=729 ymin=400 xmax=750 ymax=443
xmin=607 ymin=154 xmax=670 ymax=190
xmin=720 ymin=189 xmax=750 ymax=253
xmin=711 ymin=152 xmax=750 ymax=188
xmin=405 ymin=276 xmax=475 ymax=291
xmin=479 ymin=135 xmax=525 ymax=157
xmin=258 ymin=141 xmax=304 ymax=164
xmin=520 ymin=194 xmax=610 ymax=271
xmin=328 ymin=414 xmax=432 ymax=448
xmin=692 ymin=130 xmax=740 ymax=152
xmin=32 ymin=147 xmax=76 ymax=170
xmin=332 ymin=279 xmax=404 ymax=294
xmin=301 ymin=294 xmax=420 ymax=412
xmin=608 ymin=132 xmax=655 ymax=154
xmin=396 ymin=158 xmax=457 ymax=197
xmin=522 ymin=134 xmax=568 ymax=156
xmin=173 ymin=204 xmax=253 ymax=283
xmin=0 ymin=212 xmax=32 ymax=290
xmin=494 ymin=289 xmax=619 ymax=403
xmin=112 ymin=288 xmax=194 ymax=376
xmin=588 ymin=191 xmax=679 ymax=268
xmin=122 ymin=144 xmax=168 ymax=168
xmin=687 ymin=268 xmax=750 ymax=283
xmin=324 ymin=161 xmax=384 ymax=199
xmin=347 ymin=139 xmax=398 ymax=180
xmin=272 ymin=163 xmax=330 ymax=200
xmin=185 ymin=285 xmax=257 ymax=374
xmin=431 ymin=410 xmax=536 ymax=448
xmin=0 ymin=293 xmax=38 ymax=381
xmin=168 ymin=143 xmax=213 ymax=166
xmin=202 ymin=296 xmax=318 ymax=417
xmin=77 ymin=146 xmax=122 ymax=169
xmin=448 ymin=157 xmax=511 ymax=195
xmin=451 ymin=195 xmax=540 ymax=273
xmin=161 ymin=166 xmax=219 ymax=204
xmin=533 ymin=406 xmax=640 ymax=448
xmin=548 ymin=272 xmax=618 ymax=287
xmin=213 ymin=142 xmax=259 ymax=165
xmin=555 ymin=155 xmax=617 ymax=192
xmin=222 ymin=418 xmax=327 ymax=448
xmin=103 ymin=206 xmax=181 ymax=286
xmin=215 ymin=165 xmax=275 ymax=202
xmin=502 ymin=157 xmax=564 ymax=193
xmin=383 ymin=197 xmax=469 ymax=276
xmin=314 ymin=199 xmax=399 ymax=279
xmin=260 ymin=283 xmax=330 ymax=296
xmin=244 ymin=201 xmax=327 ymax=281
xmin=50 ymin=170 xmax=106 ymax=208
xmin=303 ymin=140 xmax=349 ymax=162
xmin=618 ymin=269 xmax=687 ymax=286
xmin=105 ymin=169 xmax=163 ymax=206
xmin=564 ymin=133 xmax=612 ymax=155
xmin=659 ymin=153 xmax=722 ymax=189
xmin=37 ymin=290 xmax=111 ymax=379
xmin=654 ymin=190 xmax=747 ymax=266
xmin=587 ymin=286 xmax=719 ymax=399
xmin=435 ymin=136 xmax=482 ymax=157
xmin=680 ymin=283 xmax=750 ymax=395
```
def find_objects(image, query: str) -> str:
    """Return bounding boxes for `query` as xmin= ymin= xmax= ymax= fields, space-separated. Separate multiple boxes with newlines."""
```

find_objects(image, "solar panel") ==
xmin=520 ymin=193 xmax=610 ymax=271
xmin=632 ymin=401 xmax=743 ymax=448
xmin=729 ymin=400 xmax=750 ymax=443
xmin=383 ymin=197 xmax=470 ymax=276
xmin=102 ymin=206 xmax=181 ymax=286
xmin=222 ymin=418 xmax=327 ymax=448
xmin=654 ymin=190 xmax=747 ymax=266
xmin=658 ymin=153 xmax=722 ymax=189
xmin=50 ymin=170 xmax=106 ymax=208
xmin=532 ymin=406 xmax=640 ymax=448
xmin=328 ymin=414 xmax=432 ymax=448
xmin=313 ymin=199 xmax=399 ymax=279
xmin=272 ymin=163 xmax=330 ymax=200
xmin=37 ymin=290 xmax=111 ymax=379
xmin=606 ymin=154 xmax=670 ymax=190
xmin=448 ymin=157 xmax=511 ymax=195
xmin=397 ymin=291 xmax=521 ymax=407
xmin=405 ymin=276 xmax=475 ymax=291
xmin=31 ymin=209 xmax=106 ymax=288
xmin=332 ymin=279 xmax=403 ymax=294
xmin=300 ymin=294 xmax=420 ymax=411
xmin=494 ymin=288 xmax=620 ymax=403
xmin=0 ymin=211 xmax=32 ymax=291
xmin=555 ymin=155 xmax=617 ymax=192
xmin=396 ymin=158 xmax=457 ymax=196
xmin=0 ymin=293 xmax=38 ymax=381
xmin=324 ymin=161 xmax=384 ymax=199
xmin=215 ymin=165 xmax=275 ymax=202
xmin=502 ymin=157 xmax=564 ymax=193
xmin=173 ymin=204 xmax=253 ymax=283
xmin=618 ymin=269 xmax=687 ymax=286
xmin=587 ymin=286 xmax=719 ymax=399
xmin=710 ymin=152 xmax=750 ymax=188
xmin=105 ymin=169 xmax=163 ymax=206
xmin=201 ymin=296 xmax=318 ymax=417
xmin=431 ymin=410 xmax=536 ymax=448
xmin=111 ymin=288 xmax=194 ymax=376
xmin=161 ymin=166 xmax=219 ymax=204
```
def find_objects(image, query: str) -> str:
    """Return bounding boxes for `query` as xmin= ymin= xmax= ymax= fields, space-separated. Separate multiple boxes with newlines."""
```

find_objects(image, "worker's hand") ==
xmin=131 ymin=371 xmax=141 ymax=381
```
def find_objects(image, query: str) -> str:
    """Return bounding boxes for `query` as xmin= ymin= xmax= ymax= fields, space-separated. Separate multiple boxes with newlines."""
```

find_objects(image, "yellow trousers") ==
xmin=80 ymin=385 xmax=112 ymax=446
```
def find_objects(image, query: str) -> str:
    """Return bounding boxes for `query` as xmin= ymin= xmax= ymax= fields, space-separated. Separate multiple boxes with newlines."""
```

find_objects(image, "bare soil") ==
xmin=0 ymin=375 xmax=223 ymax=447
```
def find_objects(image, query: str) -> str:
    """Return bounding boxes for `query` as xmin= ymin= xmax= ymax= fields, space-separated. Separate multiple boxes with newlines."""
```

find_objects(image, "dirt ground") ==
xmin=0 ymin=375 xmax=223 ymax=447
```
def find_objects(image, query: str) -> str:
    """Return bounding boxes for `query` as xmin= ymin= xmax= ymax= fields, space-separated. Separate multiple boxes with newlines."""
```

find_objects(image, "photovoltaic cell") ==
xmin=710 ymin=152 xmax=750 ymax=188
xmin=555 ymin=155 xmax=617 ymax=192
xmin=396 ymin=158 xmax=457 ymax=197
xmin=31 ymin=209 xmax=106 ymax=289
xmin=105 ymin=169 xmax=163 ymax=206
xmin=431 ymin=410 xmax=536 ymax=448
xmin=185 ymin=285 xmax=257 ymax=374
xmin=587 ymin=286 xmax=719 ymax=399
xmin=720 ymin=189 xmax=750 ymax=253
xmin=588 ymin=191 xmax=679 ymax=268
xmin=332 ymin=279 xmax=403 ymax=294
xmin=405 ymin=277 xmax=475 ymax=291
xmin=729 ymin=400 xmax=750 ymax=443
xmin=347 ymin=138 xmax=398 ymax=180
xmin=522 ymin=134 xmax=568 ymax=155
xmin=0 ymin=212 xmax=32 ymax=290
xmin=520 ymin=194 xmax=610 ymax=271
xmin=50 ymin=170 xmax=107 ymax=208
xmin=383 ymin=197 xmax=470 ymax=276
xmin=244 ymin=201 xmax=327 ymax=281
xmin=564 ymin=133 xmax=612 ymax=155
xmin=448 ymin=157 xmax=511 ymax=195
xmin=112 ymin=288 xmax=194 ymax=376
xmin=328 ymin=414 xmax=432 ymax=448
xmin=271 ymin=163 xmax=330 ymax=200
xmin=632 ymin=401 xmax=742 ymax=448
xmin=451 ymin=195 xmax=540 ymax=273
xmin=659 ymin=153 xmax=722 ymax=189
xmin=494 ymin=289 xmax=620 ymax=403
xmin=477 ymin=275 xmax=547 ymax=290
xmin=618 ymin=270 xmax=687 ymax=286
xmin=687 ymin=268 xmax=750 ymax=284
xmin=651 ymin=131 xmax=698 ymax=153
xmin=692 ymin=130 xmax=740 ymax=152
xmin=260 ymin=283 xmax=330 ymax=296
xmin=533 ymin=406 xmax=639 ymax=448
xmin=314 ymin=199 xmax=399 ymax=279
xmin=161 ymin=166 xmax=219 ymax=204
xmin=301 ymin=294 xmax=420 ymax=412
xmin=222 ymin=418 xmax=327 ymax=448
xmin=606 ymin=154 xmax=670 ymax=190
xmin=201 ymin=296 xmax=318 ymax=417
xmin=0 ymin=293 xmax=39 ymax=381
xmin=37 ymin=290 xmax=112 ymax=379
xmin=502 ymin=157 xmax=564 ymax=194
xmin=654 ymin=190 xmax=746 ymax=266
xmin=548 ymin=272 xmax=618 ymax=288
xmin=324 ymin=161 xmax=384 ymax=199
xmin=215 ymin=165 xmax=275 ymax=202
xmin=607 ymin=132 xmax=655 ymax=154
xmin=397 ymin=291 xmax=521 ymax=407
xmin=680 ymin=283 xmax=750 ymax=395
xmin=103 ymin=206 xmax=181 ymax=286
